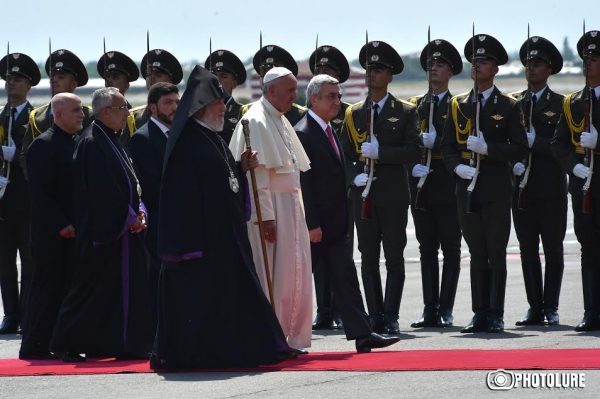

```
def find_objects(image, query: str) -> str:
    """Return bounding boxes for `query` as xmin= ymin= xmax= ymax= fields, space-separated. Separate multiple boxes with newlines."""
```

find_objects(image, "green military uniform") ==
xmin=551 ymin=29 xmax=600 ymax=332
xmin=0 ymin=52 xmax=41 ymax=333
xmin=340 ymin=40 xmax=420 ymax=335
xmin=407 ymin=39 xmax=463 ymax=329
xmin=441 ymin=34 xmax=528 ymax=333
xmin=511 ymin=36 xmax=567 ymax=327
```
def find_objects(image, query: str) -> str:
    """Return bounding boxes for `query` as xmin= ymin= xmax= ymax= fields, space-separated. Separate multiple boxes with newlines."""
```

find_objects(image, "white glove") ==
xmin=422 ymin=128 xmax=437 ymax=149
xmin=1 ymin=145 xmax=16 ymax=162
xmin=580 ymin=127 xmax=598 ymax=149
xmin=412 ymin=164 xmax=431 ymax=178
xmin=513 ymin=162 xmax=525 ymax=176
xmin=454 ymin=164 xmax=476 ymax=180
xmin=353 ymin=173 xmax=369 ymax=187
xmin=0 ymin=176 xmax=8 ymax=189
xmin=527 ymin=132 xmax=536 ymax=149
xmin=361 ymin=141 xmax=379 ymax=160
xmin=573 ymin=163 xmax=590 ymax=179
xmin=467 ymin=135 xmax=488 ymax=155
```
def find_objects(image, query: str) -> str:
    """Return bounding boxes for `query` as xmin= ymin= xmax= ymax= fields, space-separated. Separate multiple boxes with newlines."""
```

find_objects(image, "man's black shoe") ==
xmin=61 ymin=352 xmax=86 ymax=362
xmin=575 ymin=315 xmax=600 ymax=332
xmin=545 ymin=311 xmax=560 ymax=326
xmin=515 ymin=308 xmax=545 ymax=326
xmin=437 ymin=311 xmax=454 ymax=328
xmin=0 ymin=316 xmax=19 ymax=334
xmin=332 ymin=315 xmax=344 ymax=330
xmin=487 ymin=317 xmax=505 ymax=333
xmin=460 ymin=314 xmax=487 ymax=333
xmin=312 ymin=312 xmax=334 ymax=330
xmin=355 ymin=333 xmax=400 ymax=353
xmin=411 ymin=310 xmax=438 ymax=328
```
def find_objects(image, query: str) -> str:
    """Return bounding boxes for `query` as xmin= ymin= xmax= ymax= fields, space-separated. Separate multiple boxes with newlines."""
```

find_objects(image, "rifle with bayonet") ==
xmin=0 ymin=42 xmax=14 ymax=204
xmin=414 ymin=26 xmax=434 ymax=210
xmin=466 ymin=24 xmax=481 ymax=214
xmin=361 ymin=31 xmax=374 ymax=219
xmin=582 ymin=21 xmax=594 ymax=214
xmin=517 ymin=24 xmax=533 ymax=210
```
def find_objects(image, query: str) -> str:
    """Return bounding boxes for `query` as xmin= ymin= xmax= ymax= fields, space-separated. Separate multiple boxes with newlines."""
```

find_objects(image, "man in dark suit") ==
xmin=511 ymin=37 xmax=566 ymax=327
xmin=441 ymin=34 xmax=528 ymax=333
xmin=204 ymin=49 xmax=246 ymax=144
xmin=296 ymin=74 xmax=400 ymax=352
xmin=307 ymin=44 xmax=351 ymax=331
xmin=407 ymin=39 xmax=463 ymax=328
xmin=552 ymin=30 xmax=600 ymax=332
xmin=129 ymin=82 xmax=180 ymax=328
xmin=340 ymin=41 xmax=421 ymax=335
xmin=20 ymin=93 xmax=82 ymax=358
xmin=0 ymin=52 xmax=40 ymax=334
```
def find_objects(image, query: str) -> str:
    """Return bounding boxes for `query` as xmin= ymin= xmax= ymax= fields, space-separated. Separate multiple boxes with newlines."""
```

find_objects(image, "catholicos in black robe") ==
xmin=50 ymin=120 xmax=153 ymax=357
xmin=19 ymin=125 xmax=77 ymax=358
xmin=151 ymin=66 xmax=292 ymax=370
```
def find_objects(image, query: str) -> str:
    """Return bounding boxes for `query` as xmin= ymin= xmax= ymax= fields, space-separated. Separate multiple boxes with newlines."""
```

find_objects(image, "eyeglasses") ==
xmin=321 ymin=93 xmax=342 ymax=101
xmin=106 ymin=105 xmax=129 ymax=111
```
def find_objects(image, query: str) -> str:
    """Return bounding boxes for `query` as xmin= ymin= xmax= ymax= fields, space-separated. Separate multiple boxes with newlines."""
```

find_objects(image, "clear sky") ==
xmin=2 ymin=0 xmax=598 ymax=65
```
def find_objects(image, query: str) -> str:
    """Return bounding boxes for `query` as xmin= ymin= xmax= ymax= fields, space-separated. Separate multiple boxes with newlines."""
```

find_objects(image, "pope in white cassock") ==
xmin=230 ymin=67 xmax=313 ymax=350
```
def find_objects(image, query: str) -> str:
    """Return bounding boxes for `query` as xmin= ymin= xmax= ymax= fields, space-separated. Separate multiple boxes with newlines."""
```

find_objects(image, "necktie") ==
xmin=532 ymin=93 xmax=538 ymax=108
xmin=11 ymin=107 xmax=17 ymax=122
xmin=325 ymin=124 xmax=340 ymax=159
xmin=433 ymin=95 xmax=439 ymax=114
xmin=373 ymin=103 xmax=380 ymax=126
xmin=478 ymin=93 xmax=484 ymax=108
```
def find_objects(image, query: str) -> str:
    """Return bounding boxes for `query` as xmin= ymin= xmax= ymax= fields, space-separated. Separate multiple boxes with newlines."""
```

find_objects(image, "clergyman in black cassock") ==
xmin=19 ymin=93 xmax=81 ymax=359
xmin=50 ymin=87 xmax=153 ymax=361
xmin=151 ymin=65 xmax=292 ymax=369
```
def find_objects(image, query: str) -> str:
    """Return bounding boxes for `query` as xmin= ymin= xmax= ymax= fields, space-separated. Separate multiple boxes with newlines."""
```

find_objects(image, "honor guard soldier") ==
xmin=204 ymin=49 xmax=247 ymax=144
xmin=407 ymin=39 xmax=463 ymax=328
xmin=441 ymin=34 xmax=528 ymax=333
xmin=128 ymin=49 xmax=183 ymax=141
xmin=20 ymin=49 xmax=92 ymax=175
xmin=340 ymin=41 xmax=421 ymax=335
xmin=511 ymin=36 xmax=566 ymax=327
xmin=552 ymin=30 xmax=600 ymax=332
xmin=0 ymin=53 xmax=40 ymax=334
xmin=98 ymin=51 xmax=140 ymax=149
xmin=241 ymin=44 xmax=306 ymax=126
xmin=97 ymin=51 xmax=139 ymax=100
xmin=308 ymin=44 xmax=351 ymax=331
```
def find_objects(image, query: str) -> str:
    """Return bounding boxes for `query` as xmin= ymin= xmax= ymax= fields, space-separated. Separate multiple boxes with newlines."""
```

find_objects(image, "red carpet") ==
xmin=2 ymin=348 xmax=599 ymax=377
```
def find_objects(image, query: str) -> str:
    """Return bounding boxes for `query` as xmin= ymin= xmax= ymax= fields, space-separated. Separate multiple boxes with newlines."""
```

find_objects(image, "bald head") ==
xmin=51 ymin=92 xmax=84 ymax=134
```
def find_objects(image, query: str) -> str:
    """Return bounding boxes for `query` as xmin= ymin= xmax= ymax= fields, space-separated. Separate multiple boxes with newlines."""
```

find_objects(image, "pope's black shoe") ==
xmin=515 ymin=308 xmax=545 ymax=326
xmin=355 ymin=333 xmax=400 ymax=353
xmin=0 ymin=316 xmax=19 ymax=334
xmin=545 ymin=310 xmax=560 ymax=326
xmin=312 ymin=312 xmax=334 ymax=330
xmin=487 ymin=317 xmax=505 ymax=333
xmin=460 ymin=314 xmax=487 ymax=333
xmin=574 ymin=314 xmax=600 ymax=332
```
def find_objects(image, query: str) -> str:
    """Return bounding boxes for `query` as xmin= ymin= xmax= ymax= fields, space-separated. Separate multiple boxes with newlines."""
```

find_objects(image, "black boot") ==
xmin=575 ymin=266 xmax=600 ymax=332
xmin=383 ymin=269 xmax=404 ymax=335
xmin=488 ymin=267 xmax=507 ymax=333
xmin=0 ymin=277 xmax=19 ymax=334
xmin=438 ymin=264 xmax=460 ymax=327
xmin=361 ymin=271 xmax=385 ymax=333
xmin=543 ymin=260 xmax=564 ymax=326
xmin=515 ymin=260 xmax=544 ymax=326
xmin=412 ymin=255 xmax=439 ymax=328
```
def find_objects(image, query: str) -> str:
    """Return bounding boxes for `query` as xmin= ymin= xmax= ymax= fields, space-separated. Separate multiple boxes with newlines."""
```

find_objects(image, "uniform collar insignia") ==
xmin=228 ymin=117 xmax=238 ymax=124
xmin=544 ymin=111 xmax=556 ymax=117
xmin=491 ymin=114 xmax=504 ymax=120
xmin=387 ymin=117 xmax=399 ymax=122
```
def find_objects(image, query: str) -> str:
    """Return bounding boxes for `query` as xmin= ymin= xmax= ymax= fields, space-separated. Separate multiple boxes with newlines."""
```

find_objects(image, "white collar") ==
xmin=10 ymin=101 xmax=28 ymax=119
xmin=532 ymin=86 xmax=547 ymax=102
xmin=432 ymin=90 xmax=448 ymax=103
xmin=150 ymin=116 xmax=170 ymax=136
xmin=480 ymin=85 xmax=495 ymax=102
xmin=307 ymin=109 xmax=331 ymax=133
xmin=592 ymin=85 xmax=600 ymax=99
xmin=373 ymin=93 xmax=389 ymax=111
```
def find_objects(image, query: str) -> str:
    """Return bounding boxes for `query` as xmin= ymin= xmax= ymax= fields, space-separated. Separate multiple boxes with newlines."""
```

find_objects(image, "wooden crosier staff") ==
xmin=241 ymin=119 xmax=275 ymax=307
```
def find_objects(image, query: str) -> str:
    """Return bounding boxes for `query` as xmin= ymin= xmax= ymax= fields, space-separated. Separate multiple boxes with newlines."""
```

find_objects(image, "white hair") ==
xmin=91 ymin=87 xmax=121 ymax=115
xmin=306 ymin=74 xmax=339 ymax=108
